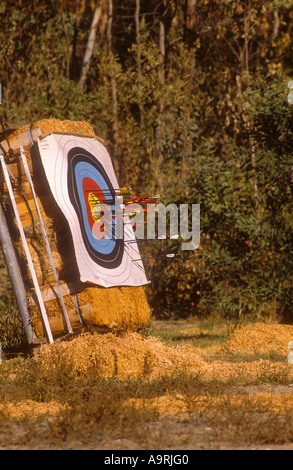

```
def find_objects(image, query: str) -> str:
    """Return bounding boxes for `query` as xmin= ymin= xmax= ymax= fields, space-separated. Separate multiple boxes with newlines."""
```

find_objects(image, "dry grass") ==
xmin=1 ymin=320 xmax=293 ymax=449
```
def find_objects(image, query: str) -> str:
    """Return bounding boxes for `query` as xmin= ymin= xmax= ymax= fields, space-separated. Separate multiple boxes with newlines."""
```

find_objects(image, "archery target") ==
xmin=37 ymin=134 xmax=148 ymax=288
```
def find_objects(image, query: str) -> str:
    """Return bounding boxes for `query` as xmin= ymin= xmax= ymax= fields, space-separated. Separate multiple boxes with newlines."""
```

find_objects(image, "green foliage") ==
xmin=150 ymin=77 xmax=293 ymax=321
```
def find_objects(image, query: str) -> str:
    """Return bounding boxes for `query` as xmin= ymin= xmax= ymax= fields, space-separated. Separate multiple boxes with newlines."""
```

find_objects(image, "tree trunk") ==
xmin=70 ymin=0 xmax=81 ymax=81
xmin=273 ymin=9 xmax=280 ymax=40
xmin=78 ymin=0 xmax=104 ymax=90
xmin=60 ymin=5 xmax=71 ymax=79
xmin=155 ymin=1 xmax=167 ymax=191
xmin=288 ymin=168 xmax=293 ymax=197
xmin=159 ymin=9 xmax=166 ymax=88
xmin=184 ymin=0 xmax=196 ymax=48
xmin=107 ymin=0 xmax=119 ymax=178
xmin=135 ymin=0 xmax=144 ymax=129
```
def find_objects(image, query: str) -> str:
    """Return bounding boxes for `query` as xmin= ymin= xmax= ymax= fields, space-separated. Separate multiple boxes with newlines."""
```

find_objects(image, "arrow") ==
xmin=132 ymin=253 xmax=179 ymax=262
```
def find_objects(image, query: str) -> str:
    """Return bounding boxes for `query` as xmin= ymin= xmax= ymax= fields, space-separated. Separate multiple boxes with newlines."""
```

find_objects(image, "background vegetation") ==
xmin=1 ymin=0 xmax=293 ymax=329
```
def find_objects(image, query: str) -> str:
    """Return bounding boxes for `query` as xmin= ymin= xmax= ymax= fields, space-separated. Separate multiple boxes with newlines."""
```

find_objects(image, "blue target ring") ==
xmin=74 ymin=161 xmax=115 ymax=255
xmin=67 ymin=147 xmax=123 ymax=269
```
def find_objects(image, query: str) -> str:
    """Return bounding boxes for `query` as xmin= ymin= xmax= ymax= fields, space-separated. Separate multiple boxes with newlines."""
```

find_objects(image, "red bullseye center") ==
xmin=82 ymin=177 xmax=109 ymax=240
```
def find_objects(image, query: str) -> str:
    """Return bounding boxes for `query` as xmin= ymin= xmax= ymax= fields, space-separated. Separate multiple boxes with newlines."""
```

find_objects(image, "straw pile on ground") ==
xmin=2 ymin=322 xmax=293 ymax=432
xmin=32 ymin=322 xmax=293 ymax=384
xmin=34 ymin=331 xmax=206 ymax=380
xmin=0 ymin=119 xmax=151 ymax=340
xmin=225 ymin=323 xmax=293 ymax=355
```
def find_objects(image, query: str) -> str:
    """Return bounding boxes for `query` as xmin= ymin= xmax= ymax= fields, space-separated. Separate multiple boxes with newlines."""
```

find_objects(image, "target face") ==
xmin=37 ymin=134 xmax=148 ymax=288
xmin=67 ymin=147 xmax=124 ymax=269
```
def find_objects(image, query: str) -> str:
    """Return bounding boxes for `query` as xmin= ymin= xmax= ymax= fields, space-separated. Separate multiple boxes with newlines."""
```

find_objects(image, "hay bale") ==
xmin=6 ymin=119 xmax=96 ymax=144
xmin=30 ymin=285 xmax=151 ymax=337
xmin=0 ymin=119 xmax=151 ymax=340
xmin=31 ymin=118 xmax=96 ymax=137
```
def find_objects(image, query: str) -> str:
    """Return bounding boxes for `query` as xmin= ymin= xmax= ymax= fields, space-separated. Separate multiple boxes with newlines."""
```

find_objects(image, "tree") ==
xmin=79 ymin=0 xmax=104 ymax=90
xmin=183 ymin=0 xmax=196 ymax=48
xmin=135 ymin=0 xmax=144 ymax=128
xmin=107 ymin=0 xmax=119 ymax=177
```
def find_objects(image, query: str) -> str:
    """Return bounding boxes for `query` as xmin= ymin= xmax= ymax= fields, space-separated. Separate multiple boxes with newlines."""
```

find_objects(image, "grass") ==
xmin=0 ymin=315 xmax=293 ymax=449
xmin=142 ymin=317 xmax=230 ymax=348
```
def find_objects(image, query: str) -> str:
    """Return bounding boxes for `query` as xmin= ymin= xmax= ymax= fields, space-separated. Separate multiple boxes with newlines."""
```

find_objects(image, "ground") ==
xmin=1 ymin=317 xmax=293 ymax=450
